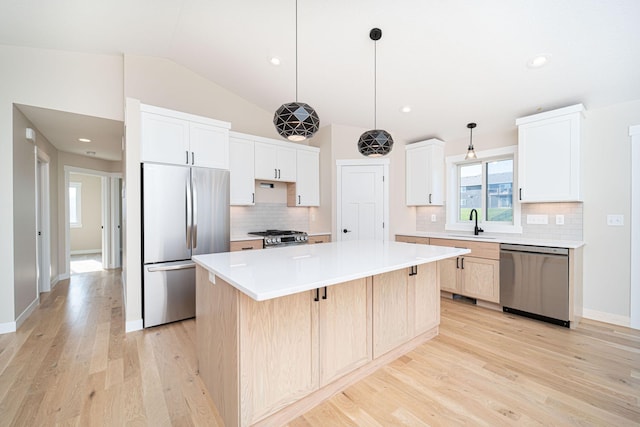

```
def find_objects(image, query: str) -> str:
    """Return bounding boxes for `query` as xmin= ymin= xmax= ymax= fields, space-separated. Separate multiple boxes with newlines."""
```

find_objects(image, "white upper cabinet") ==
xmin=406 ymin=139 xmax=445 ymax=206
xmin=516 ymin=104 xmax=584 ymax=203
xmin=254 ymin=140 xmax=297 ymax=181
xmin=140 ymin=104 xmax=231 ymax=169
xmin=289 ymin=147 xmax=320 ymax=207
xmin=229 ymin=133 xmax=255 ymax=206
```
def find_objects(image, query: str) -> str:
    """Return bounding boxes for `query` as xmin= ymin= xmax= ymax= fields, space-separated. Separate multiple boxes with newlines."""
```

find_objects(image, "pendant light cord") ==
xmin=295 ymin=0 xmax=298 ymax=102
xmin=373 ymin=38 xmax=377 ymax=129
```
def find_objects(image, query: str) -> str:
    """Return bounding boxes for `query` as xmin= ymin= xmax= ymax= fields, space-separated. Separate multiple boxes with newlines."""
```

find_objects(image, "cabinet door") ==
xmin=229 ymin=137 xmax=255 ymax=205
xmin=292 ymin=149 xmax=319 ymax=206
xmin=460 ymin=257 xmax=500 ymax=303
xmin=189 ymin=122 xmax=229 ymax=169
xmin=413 ymin=263 xmax=440 ymax=335
xmin=518 ymin=113 xmax=581 ymax=202
xmin=406 ymin=142 xmax=444 ymax=206
xmin=438 ymin=258 xmax=459 ymax=293
xmin=318 ymin=278 xmax=371 ymax=386
xmin=141 ymin=112 xmax=190 ymax=165
xmin=254 ymin=141 xmax=278 ymax=180
xmin=372 ymin=269 xmax=411 ymax=358
xmin=308 ymin=235 xmax=330 ymax=244
xmin=276 ymin=145 xmax=297 ymax=181
xmin=239 ymin=291 xmax=318 ymax=425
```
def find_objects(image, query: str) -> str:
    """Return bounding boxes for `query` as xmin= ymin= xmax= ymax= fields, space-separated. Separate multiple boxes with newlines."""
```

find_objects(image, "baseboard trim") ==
xmin=59 ymin=272 xmax=70 ymax=281
xmin=126 ymin=319 xmax=143 ymax=333
xmin=0 ymin=321 xmax=16 ymax=334
xmin=70 ymin=249 xmax=102 ymax=255
xmin=15 ymin=297 xmax=39 ymax=329
xmin=583 ymin=308 xmax=630 ymax=327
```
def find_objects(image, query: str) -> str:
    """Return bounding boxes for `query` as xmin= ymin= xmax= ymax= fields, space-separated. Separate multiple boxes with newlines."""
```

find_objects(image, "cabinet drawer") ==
xmin=230 ymin=239 xmax=263 ymax=251
xmin=308 ymin=235 xmax=331 ymax=244
xmin=430 ymin=238 xmax=499 ymax=260
xmin=395 ymin=235 xmax=430 ymax=245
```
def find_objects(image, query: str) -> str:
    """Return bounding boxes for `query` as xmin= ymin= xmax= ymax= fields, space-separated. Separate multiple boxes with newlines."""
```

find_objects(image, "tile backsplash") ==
xmin=231 ymin=203 xmax=309 ymax=236
xmin=416 ymin=202 xmax=583 ymax=241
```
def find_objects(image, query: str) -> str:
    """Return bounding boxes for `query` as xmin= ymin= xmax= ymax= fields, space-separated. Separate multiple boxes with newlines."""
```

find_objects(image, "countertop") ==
xmin=193 ymin=240 xmax=469 ymax=301
xmin=396 ymin=231 xmax=584 ymax=249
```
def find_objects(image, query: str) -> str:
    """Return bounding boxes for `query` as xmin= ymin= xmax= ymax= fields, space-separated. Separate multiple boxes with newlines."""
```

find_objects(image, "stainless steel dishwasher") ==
xmin=500 ymin=244 xmax=570 ymax=327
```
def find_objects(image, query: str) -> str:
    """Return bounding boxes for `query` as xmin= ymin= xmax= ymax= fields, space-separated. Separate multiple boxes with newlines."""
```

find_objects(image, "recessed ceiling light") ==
xmin=527 ymin=54 xmax=551 ymax=68
xmin=78 ymin=138 xmax=91 ymax=142
xmin=269 ymin=57 xmax=281 ymax=66
xmin=400 ymin=106 xmax=412 ymax=113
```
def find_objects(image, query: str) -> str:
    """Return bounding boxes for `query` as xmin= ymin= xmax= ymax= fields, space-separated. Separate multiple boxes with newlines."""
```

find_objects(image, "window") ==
xmin=69 ymin=182 xmax=82 ymax=228
xmin=446 ymin=146 xmax=521 ymax=233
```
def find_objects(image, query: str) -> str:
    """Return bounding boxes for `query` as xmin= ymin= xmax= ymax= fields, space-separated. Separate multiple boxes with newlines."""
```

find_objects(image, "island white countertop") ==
xmin=193 ymin=240 xmax=470 ymax=301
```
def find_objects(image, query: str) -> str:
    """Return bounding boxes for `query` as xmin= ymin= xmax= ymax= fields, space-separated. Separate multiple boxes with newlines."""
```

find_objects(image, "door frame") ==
xmin=64 ymin=166 xmax=122 ymax=277
xmin=630 ymin=124 xmax=639 ymax=329
xmin=35 ymin=147 xmax=51 ymax=294
xmin=336 ymin=159 xmax=390 ymax=242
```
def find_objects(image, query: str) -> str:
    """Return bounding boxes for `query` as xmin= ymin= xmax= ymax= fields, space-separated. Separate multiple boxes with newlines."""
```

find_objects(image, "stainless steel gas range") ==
xmin=248 ymin=230 xmax=309 ymax=248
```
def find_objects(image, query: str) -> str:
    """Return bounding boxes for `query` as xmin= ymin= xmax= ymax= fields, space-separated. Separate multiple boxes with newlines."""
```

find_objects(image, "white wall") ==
xmin=0 ymin=45 xmax=123 ymax=329
xmin=69 ymin=173 xmax=102 ymax=253
xmin=582 ymin=100 xmax=640 ymax=322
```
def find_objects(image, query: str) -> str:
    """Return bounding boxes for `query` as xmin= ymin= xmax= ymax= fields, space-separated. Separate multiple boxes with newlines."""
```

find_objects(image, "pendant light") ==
xmin=464 ymin=122 xmax=477 ymax=160
xmin=358 ymin=28 xmax=393 ymax=157
xmin=273 ymin=0 xmax=320 ymax=142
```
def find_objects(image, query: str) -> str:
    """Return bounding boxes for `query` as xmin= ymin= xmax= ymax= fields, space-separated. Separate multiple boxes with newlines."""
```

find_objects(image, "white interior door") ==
xmin=338 ymin=164 xmax=385 ymax=241
xmin=36 ymin=150 xmax=51 ymax=293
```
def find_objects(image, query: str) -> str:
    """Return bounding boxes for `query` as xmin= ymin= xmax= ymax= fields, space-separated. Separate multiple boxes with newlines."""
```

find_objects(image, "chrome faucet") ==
xmin=469 ymin=209 xmax=484 ymax=236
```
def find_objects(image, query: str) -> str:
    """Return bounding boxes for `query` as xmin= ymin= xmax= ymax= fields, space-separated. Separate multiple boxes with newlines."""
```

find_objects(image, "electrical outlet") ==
xmin=556 ymin=215 xmax=564 ymax=225
xmin=431 ymin=214 xmax=437 ymax=222
xmin=607 ymin=214 xmax=624 ymax=226
xmin=527 ymin=214 xmax=548 ymax=225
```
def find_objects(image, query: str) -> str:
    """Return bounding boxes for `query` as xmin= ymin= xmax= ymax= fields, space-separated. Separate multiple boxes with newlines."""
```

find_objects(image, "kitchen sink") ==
xmin=447 ymin=234 xmax=496 ymax=239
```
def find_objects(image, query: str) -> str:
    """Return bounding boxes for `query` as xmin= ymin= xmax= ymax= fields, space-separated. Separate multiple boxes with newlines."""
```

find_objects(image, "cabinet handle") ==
xmin=241 ymin=247 xmax=254 ymax=250
xmin=409 ymin=265 xmax=417 ymax=276
xmin=429 ymin=193 xmax=432 ymax=204
xmin=456 ymin=257 xmax=459 ymax=269
xmin=314 ymin=288 xmax=320 ymax=302
xmin=322 ymin=286 xmax=327 ymax=300
xmin=185 ymin=150 xmax=189 ymax=165
xmin=298 ymin=195 xmax=301 ymax=205
xmin=461 ymin=258 xmax=465 ymax=269
xmin=278 ymin=169 xmax=281 ymax=179
xmin=252 ymin=192 xmax=255 ymax=204
xmin=519 ymin=188 xmax=522 ymax=201
xmin=274 ymin=168 xmax=278 ymax=179
xmin=191 ymin=151 xmax=195 ymax=165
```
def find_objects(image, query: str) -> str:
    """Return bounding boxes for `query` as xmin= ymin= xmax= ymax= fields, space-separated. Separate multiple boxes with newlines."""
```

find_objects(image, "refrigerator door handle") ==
xmin=186 ymin=179 xmax=192 ymax=249
xmin=192 ymin=173 xmax=198 ymax=249
xmin=147 ymin=262 xmax=196 ymax=272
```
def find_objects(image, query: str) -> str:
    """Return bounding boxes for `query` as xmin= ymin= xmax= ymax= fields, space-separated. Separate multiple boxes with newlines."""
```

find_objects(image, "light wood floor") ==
xmin=1 ymin=269 xmax=638 ymax=426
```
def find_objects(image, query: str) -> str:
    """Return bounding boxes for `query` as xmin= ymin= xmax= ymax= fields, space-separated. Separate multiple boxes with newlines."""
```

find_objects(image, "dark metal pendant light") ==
xmin=358 ymin=28 xmax=393 ymax=157
xmin=273 ymin=0 xmax=320 ymax=142
xmin=464 ymin=122 xmax=477 ymax=160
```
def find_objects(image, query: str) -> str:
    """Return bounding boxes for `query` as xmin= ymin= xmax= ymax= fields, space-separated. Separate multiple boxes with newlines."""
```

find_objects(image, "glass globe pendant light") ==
xmin=358 ymin=28 xmax=393 ymax=157
xmin=464 ymin=122 xmax=477 ymax=160
xmin=273 ymin=0 xmax=320 ymax=142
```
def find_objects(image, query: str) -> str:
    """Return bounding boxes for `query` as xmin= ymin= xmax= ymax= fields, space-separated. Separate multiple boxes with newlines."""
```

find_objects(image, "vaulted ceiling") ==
xmin=2 ymin=0 xmax=639 ymax=160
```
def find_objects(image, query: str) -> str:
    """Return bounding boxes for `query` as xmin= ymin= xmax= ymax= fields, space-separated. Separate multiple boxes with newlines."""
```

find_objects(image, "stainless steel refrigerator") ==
xmin=142 ymin=163 xmax=229 ymax=327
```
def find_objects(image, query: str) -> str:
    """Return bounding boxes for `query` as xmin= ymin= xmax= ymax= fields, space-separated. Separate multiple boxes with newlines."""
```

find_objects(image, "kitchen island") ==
xmin=193 ymin=240 xmax=469 ymax=427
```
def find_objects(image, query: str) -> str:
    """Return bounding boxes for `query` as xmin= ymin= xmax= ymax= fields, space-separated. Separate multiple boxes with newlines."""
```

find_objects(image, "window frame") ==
xmin=69 ymin=181 xmax=82 ymax=228
xmin=445 ymin=145 xmax=522 ymax=234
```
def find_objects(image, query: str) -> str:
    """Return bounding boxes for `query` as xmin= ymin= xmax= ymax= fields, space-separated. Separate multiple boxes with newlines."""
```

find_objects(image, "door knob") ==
xmin=343 ymin=229 xmax=351 ymax=233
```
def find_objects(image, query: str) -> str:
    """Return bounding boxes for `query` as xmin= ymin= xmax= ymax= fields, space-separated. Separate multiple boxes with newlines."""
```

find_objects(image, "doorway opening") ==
xmin=65 ymin=166 xmax=122 ymax=276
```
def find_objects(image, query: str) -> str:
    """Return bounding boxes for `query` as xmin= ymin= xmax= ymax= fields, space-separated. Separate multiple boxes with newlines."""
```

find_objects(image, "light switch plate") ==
xmin=607 ymin=214 xmax=624 ymax=226
xmin=527 ymin=214 xmax=548 ymax=225
xmin=431 ymin=214 xmax=437 ymax=222
xmin=556 ymin=215 xmax=565 ymax=225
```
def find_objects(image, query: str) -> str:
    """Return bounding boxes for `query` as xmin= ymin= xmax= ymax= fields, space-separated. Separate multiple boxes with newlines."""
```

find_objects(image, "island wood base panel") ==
xmin=196 ymin=264 xmax=441 ymax=427
xmin=254 ymin=327 xmax=438 ymax=427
